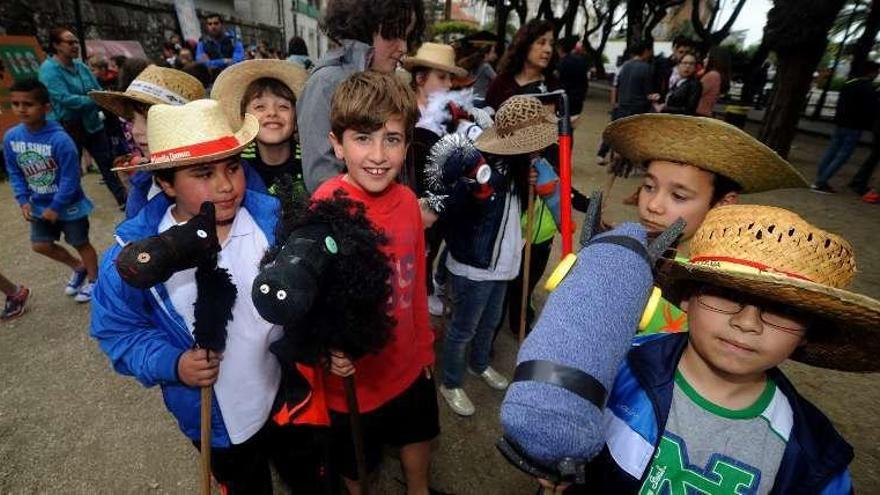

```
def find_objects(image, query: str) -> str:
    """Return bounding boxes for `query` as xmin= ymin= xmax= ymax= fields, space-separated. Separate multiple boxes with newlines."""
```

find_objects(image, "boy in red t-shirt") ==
xmin=312 ymin=71 xmax=437 ymax=494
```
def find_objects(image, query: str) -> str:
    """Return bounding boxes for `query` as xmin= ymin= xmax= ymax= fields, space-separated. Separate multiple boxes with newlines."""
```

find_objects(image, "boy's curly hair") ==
xmin=330 ymin=71 xmax=419 ymax=143
xmin=322 ymin=0 xmax=425 ymax=49
xmin=262 ymin=184 xmax=395 ymax=361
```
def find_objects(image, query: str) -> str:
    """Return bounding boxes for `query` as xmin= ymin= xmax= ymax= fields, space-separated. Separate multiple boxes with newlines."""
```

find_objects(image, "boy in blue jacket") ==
xmin=4 ymin=79 xmax=98 ymax=302
xmin=533 ymin=205 xmax=872 ymax=494
xmin=90 ymin=99 xmax=322 ymax=493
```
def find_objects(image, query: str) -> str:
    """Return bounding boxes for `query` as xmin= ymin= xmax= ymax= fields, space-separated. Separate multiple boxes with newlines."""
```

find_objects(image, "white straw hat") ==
xmin=115 ymin=99 xmax=258 ymax=171
xmin=90 ymin=65 xmax=205 ymax=119
xmin=403 ymin=42 xmax=468 ymax=78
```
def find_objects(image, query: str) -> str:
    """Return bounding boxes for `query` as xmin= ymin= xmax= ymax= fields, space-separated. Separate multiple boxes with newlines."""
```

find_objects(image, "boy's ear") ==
xmin=155 ymin=175 xmax=177 ymax=199
xmin=329 ymin=131 xmax=345 ymax=161
xmin=680 ymin=297 xmax=690 ymax=312
xmin=717 ymin=191 xmax=739 ymax=206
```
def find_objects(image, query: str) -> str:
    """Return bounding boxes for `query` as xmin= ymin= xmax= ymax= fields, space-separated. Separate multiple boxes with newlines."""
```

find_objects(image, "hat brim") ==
xmin=90 ymin=90 xmax=167 ymax=120
xmin=403 ymin=57 xmax=468 ymax=78
xmin=603 ymin=114 xmax=808 ymax=193
xmin=210 ymin=59 xmax=309 ymax=128
xmin=475 ymin=116 xmax=558 ymax=155
xmin=657 ymin=258 xmax=880 ymax=372
xmin=113 ymin=114 xmax=260 ymax=172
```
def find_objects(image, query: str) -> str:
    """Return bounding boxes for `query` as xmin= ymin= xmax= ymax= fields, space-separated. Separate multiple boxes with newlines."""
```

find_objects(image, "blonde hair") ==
xmin=330 ymin=71 xmax=418 ymax=143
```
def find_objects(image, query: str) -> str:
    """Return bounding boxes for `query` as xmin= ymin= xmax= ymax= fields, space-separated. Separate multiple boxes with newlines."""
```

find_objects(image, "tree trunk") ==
xmin=758 ymin=0 xmax=847 ymax=158
xmin=495 ymin=1 xmax=510 ymax=54
xmin=626 ymin=0 xmax=646 ymax=51
xmin=849 ymin=0 xmax=880 ymax=78
xmin=757 ymin=49 xmax=825 ymax=157
xmin=739 ymin=40 xmax=770 ymax=104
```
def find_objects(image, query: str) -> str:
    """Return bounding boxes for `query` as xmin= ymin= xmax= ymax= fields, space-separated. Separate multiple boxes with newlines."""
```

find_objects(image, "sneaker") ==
xmin=810 ymin=183 xmax=836 ymax=194
xmin=468 ymin=366 xmax=509 ymax=390
xmin=596 ymin=155 xmax=608 ymax=166
xmin=65 ymin=269 xmax=87 ymax=296
xmin=439 ymin=385 xmax=475 ymax=416
xmin=863 ymin=189 xmax=880 ymax=204
xmin=1 ymin=286 xmax=30 ymax=321
xmin=428 ymin=294 xmax=446 ymax=317
xmin=74 ymin=281 xmax=94 ymax=303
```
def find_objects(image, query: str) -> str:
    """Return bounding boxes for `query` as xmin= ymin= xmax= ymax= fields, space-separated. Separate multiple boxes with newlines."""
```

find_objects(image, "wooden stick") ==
xmin=519 ymin=185 xmax=536 ymax=345
xmin=200 ymin=385 xmax=212 ymax=495
xmin=343 ymin=375 xmax=369 ymax=495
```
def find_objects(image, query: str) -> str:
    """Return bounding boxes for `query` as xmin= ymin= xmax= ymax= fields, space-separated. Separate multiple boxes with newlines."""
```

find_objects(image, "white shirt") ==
xmin=447 ymin=185 xmax=523 ymax=281
xmin=160 ymin=206 xmax=282 ymax=444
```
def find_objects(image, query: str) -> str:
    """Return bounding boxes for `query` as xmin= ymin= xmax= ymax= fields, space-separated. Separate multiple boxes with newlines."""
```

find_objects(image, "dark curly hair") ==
xmin=322 ymin=0 xmax=425 ymax=50
xmin=262 ymin=185 xmax=395 ymax=362
xmin=497 ymin=19 xmax=557 ymax=78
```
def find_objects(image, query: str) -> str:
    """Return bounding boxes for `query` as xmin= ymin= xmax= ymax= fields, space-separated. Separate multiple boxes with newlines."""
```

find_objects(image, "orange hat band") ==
xmin=689 ymin=256 xmax=814 ymax=283
xmin=150 ymin=136 xmax=240 ymax=164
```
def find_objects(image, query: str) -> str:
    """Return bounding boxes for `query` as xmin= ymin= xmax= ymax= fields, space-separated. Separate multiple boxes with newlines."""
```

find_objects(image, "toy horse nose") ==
xmin=252 ymin=273 xmax=316 ymax=325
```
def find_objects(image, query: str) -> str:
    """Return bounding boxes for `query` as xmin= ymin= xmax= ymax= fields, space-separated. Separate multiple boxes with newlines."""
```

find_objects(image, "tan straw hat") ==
xmin=210 ymin=59 xmax=309 ymax=128
xmin=403 ymin=42 xmax=468 ymax=77
xmin=657 ymin=205 xmax=880 ymax=372
xmin=89 ymin=65 xmax=206 ymax=119
xmin=475 ymin=95 xmax=557 ymax=155
xmin=116 ymin=99 xmax=259 ymax=171
xmin=603 ymin=114 xmax=807 ymax=193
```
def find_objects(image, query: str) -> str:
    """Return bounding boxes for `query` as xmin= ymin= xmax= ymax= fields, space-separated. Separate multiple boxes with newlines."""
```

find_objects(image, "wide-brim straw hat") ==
xmin=114 ymin=99 xmax=259 ymax=171
xmin=603 ymin=114 xmax=807 ymax=193
xmin=210 ymin=59 xmax=309 ymax=128
xmin=475 ymin=95 xmax=557 ymax=155
xmin=403 ymin=42 xmax=468 ymax=78
xmin=89 ymin=65 xmax=206 ymax=119
xmin=657 ymin=205 xmax=880 ymax=372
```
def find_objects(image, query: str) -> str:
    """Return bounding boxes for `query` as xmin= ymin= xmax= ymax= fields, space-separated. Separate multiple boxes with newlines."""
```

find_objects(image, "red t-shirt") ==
xmin=312 ymin=176 xmax=434 ymax=413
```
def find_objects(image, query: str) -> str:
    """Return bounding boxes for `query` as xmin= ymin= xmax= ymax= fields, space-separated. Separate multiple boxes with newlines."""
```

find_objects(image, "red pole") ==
xmin=557 ymin=89 xmax=573 ymax=256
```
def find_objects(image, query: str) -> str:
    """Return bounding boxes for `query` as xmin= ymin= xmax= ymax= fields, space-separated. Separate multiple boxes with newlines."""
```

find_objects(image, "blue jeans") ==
xmin=441 ymin=275 xmax=507 ymax=387
xmin=815 ymin=127 xmax=862 ymax=186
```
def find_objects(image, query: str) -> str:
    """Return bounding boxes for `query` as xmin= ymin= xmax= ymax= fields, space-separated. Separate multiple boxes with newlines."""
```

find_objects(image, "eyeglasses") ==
xmin=695 ymin=287 xmax=808 ymax=334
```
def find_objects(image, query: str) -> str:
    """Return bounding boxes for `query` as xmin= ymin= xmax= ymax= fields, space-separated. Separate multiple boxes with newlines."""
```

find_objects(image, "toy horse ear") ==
xmin=646 ymin=217 xmax=686 ymax=264
xmin=579 ymin=190 xmax=604 ymax=247
xmin=199 ymin=201 xmax=216 ymax=221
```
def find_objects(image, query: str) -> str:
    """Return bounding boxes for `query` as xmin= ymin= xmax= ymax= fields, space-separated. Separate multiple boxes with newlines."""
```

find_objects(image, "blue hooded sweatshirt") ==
xmin=3 ymin=120 xmax=92 ymax=220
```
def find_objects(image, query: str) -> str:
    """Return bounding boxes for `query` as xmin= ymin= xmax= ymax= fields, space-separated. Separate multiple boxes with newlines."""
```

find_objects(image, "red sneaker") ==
xmin=1 ymin=286 xmax=30 ymax=321
xmin=863 ymin=189 xmax=880 ymax=204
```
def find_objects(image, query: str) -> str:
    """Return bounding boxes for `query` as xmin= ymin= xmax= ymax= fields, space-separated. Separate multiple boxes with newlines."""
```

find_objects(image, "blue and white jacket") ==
xmin=579 ymin=333 xmax=854 ymax=494
xmin=90 ymin=190 xmax=279 ymax=447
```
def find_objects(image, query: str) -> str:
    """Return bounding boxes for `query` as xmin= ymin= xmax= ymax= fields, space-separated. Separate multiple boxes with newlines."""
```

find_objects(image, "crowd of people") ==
xmin=2 ymin=1 xmax=879 ymax=494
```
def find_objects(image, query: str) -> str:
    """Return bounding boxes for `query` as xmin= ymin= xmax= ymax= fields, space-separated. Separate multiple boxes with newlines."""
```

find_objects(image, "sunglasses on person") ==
xmin=695 ymin=286 xmax=809 ymax=335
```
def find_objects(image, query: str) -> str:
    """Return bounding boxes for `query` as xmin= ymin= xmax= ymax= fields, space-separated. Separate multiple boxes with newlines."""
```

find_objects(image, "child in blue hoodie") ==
xmin=4 ymin=79 xmax=98 ymax=302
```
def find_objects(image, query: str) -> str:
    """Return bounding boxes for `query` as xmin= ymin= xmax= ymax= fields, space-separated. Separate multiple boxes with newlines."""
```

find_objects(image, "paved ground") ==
xmin=1 ymin=89 xmax=878 ymax=494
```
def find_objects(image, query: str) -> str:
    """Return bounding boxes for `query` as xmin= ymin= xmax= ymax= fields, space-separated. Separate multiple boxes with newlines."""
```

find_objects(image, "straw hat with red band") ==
xmin=89 ymin=65 xmax=206 ymax=120
xmin=210 ymin=59 xmax=308 ymax=129
xmin=114 ymin=99 xmax=259 ymax=172
xmin=656 ymin=204 xmax=880 ymax=372
xmin=403 ymin=42 xmax=468 ymax=78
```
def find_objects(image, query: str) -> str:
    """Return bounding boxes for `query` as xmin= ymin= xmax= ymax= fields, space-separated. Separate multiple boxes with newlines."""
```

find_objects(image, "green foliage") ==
xmin=432 ymin=21 xmax=479 ymax=37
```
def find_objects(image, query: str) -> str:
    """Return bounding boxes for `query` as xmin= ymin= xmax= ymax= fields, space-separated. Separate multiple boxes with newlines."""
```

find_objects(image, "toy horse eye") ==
xmin=259 ymin=284 xmax=270 ymax=294
xmin=137 ymin=252 xmax=151 ymax=264
xmin=324 ymin=236 xmax=338 ymax=254
xmin=197 ymin=229 xmax=208 ymax=239
xmin=276 ymin=290 xmax=287 ymax=300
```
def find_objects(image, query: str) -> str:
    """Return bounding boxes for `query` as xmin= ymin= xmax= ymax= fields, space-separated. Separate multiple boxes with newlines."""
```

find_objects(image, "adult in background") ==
xmin=596 ymin=41 xmax=654 ymax=164
xmin=485 ymin=19 xmax=558 ymax=111
xmin=812 ymin=61 xmax=880 ymax=194
xmin=849 ymin=111 xmax=880 ymax=197
xmin=195 ymin=14 xmax=245 ymax=73
xmin=39 ymin=27 xmax=127 ymax=208
xmin=555 ymin=35 xmax=588 ymax=116
xmin=696 ymin=46 xmax=730 ymax=117
xmin=286 ymin=36 xmax=312 ymax=70
xmin=654 ymin=35 xmax=696 ymax=98
xmin=653 ymin=53 xmax=701 ymax=115
xmin=297 ymin=0 xmax=425 ymax=193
